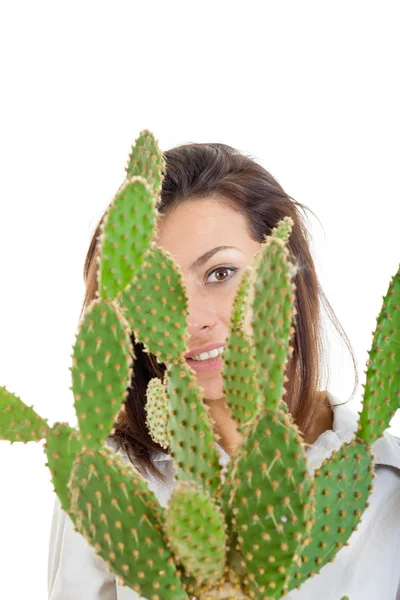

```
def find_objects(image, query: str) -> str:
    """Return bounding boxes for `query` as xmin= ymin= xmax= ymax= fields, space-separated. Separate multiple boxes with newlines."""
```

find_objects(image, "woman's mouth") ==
xmin=185 ymin=355 xmax=223 ymax=372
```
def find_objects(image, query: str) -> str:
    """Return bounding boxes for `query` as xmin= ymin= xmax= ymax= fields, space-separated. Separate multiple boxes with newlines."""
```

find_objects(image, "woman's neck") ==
xmin=303 ymin=392 xmax=333 ymax=446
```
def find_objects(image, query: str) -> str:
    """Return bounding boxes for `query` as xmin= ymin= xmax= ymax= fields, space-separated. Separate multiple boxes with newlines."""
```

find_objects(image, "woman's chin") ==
xmin=200 ymin=384 xmax=226 ymax=402
xmin=187 ymin=367 xmax=224 ymax=400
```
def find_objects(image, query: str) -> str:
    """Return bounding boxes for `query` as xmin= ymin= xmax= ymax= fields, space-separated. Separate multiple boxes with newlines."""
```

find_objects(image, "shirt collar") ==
xmin=305 ymin=391 xmax=400 ymax=474
xmin=153 ymin=391 xmax=400 ymax=473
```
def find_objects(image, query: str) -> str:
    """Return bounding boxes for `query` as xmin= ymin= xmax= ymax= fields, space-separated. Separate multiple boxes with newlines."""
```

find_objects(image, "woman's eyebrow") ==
xmin=190 ymin=246 xmax=242 ymax=270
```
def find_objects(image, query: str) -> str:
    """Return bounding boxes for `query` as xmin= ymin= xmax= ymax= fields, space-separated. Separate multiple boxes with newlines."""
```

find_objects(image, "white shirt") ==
xmin=48 ymin=391 xmax=400 ymax=600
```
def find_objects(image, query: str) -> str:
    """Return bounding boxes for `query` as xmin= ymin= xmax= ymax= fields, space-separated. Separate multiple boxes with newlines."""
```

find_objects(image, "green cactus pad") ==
xmin=221 ymin=267 xmax=260 ymax=429
xmin=44 ymin=422 xmax=82 ymax=513
xmin=145 ymin=377 xmax=170 ymax=450
xmin=223 ymin=406 xmax=315 ymax=599
xmin=125 ymin=129 xmax=166 ymax=197
xmin=165 ymin=480 xmax=227 ymax=585
xmin=285 ymin=437 xmax=374 ymax=593
xmin=70 ymin=297 xmax=134 ymax=449
xmin=119 ymin=242 xmax=189 ymax=365
xmin=270 ymin=216 xmax=294 ymax=244
xmin=357 ymin=265 xmax=400 ymax=442
xmin=221 ymin=327 xmax=260 ymax=429
xmin=98 ymin=176 xmax=158 ymax=301
xmin=0 ymin=385 xmax=50 ymax=443
xmin=250 ymin=237 xmax=297 ymax=413
xmin=220 ymin=215 xmax=295 ymax=430
xmin=68 ymin=445 xmax=188 ymax=599
xmin=166 ymin=359 xmax=222 ymax=496
xmin=230 ymin=214 xmax=294 ymax=335
xmin=230 ymin=267 xmax=254 ymax=332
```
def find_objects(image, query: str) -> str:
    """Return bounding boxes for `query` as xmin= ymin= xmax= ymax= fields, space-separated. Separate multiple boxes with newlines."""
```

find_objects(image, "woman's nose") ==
xmin=185 ymin=293 xmax=220 ymax=337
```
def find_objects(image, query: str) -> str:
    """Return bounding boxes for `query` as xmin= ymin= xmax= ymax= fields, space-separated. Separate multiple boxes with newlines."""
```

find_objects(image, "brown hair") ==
xmin=79 ymin=141 xmax=359 ymax=484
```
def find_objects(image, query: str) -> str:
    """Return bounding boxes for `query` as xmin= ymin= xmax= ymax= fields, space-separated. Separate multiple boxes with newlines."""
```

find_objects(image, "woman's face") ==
xmin=153 ymin=197 xmax=261 ymax=401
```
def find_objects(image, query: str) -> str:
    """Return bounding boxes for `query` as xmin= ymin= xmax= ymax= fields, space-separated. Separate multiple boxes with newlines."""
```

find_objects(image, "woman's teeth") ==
xmin=190 ymin=347 xmax=225 ymax=361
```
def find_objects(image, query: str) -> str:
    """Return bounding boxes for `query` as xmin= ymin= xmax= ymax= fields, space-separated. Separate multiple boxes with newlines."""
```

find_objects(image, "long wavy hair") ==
xmin=78 ymin=141 xmax=359 ymax=484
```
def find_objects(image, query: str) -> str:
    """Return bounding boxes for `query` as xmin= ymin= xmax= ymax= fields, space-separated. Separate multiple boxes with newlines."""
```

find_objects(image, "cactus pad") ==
xmin=125 ymin=129 xmax=166 ymax=197
xmin=221 ymin=267 xmax=260 ymax=428
xmin=166 ymin=359 xmax=222 ymax=496
xmin=145 ymin=377 xmax=170 ymax=450
xmin=251 ymin=237 xmax=297 ymax=413
xmin=70 ymin=297 xmax=134 ymax=449
xmin=68 ymin=444 xmax=189 ymax=599
xmin=98 ymin=176 xmax=158 ymax=301
xmin=44 ymin=422 xmax=82 ymax=513
xmin=119 ymin=242 xmax=189 ymax=365
xmin=165 ymin=479 xmax=227 ymax=584
xmin=223 ymin=406 xmax=315 ymax=599
xmin=286 ymin=437 xmax=375 ymax=592
xmin=357 ymin=266 xmax=400 ymax=442
xmin=0 ymin=385 xmax=49 ymax=443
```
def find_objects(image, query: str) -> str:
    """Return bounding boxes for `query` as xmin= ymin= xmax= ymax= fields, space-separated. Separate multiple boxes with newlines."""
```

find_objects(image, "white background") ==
xmin=0 ymin=1 xmax=399 ymax=597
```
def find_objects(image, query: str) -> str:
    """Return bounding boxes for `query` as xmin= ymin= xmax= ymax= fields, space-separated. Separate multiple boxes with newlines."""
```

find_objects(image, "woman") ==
xmin=47 ymin=141 xmax=400 ymax=600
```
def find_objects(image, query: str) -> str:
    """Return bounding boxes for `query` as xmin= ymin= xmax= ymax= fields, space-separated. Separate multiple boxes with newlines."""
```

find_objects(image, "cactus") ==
xmin=1 ymin=129 xmax=399 ymax=600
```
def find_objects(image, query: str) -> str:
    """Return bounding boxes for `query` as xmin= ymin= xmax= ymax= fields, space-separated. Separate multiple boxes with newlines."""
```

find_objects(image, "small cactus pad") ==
xmin=221 ymin=327 xmax=259 ymax=428
xmin=44 ymin=422 xmax=82 ymax=512
xmin=166 ymin=359 xmax=222 ymax=496
xmin=145 ymin=377 xmax=170 ymax=450
xmin=270 ymin=216 xmax=294 ymax=244
xmin=68 ymin=445 xmax=188 ymax=599
xmin=230 ymin=267 xmax=254 ymax=332
xmin=70 ymin=297 xmax=134 ymax=449
xmin=223 ymin=407 xmax=315 ymax=600
xmin=285 ymin=438 xmax=374 ymax=593
xmin=357 ymin=265 xmax=400 ymax=442
xmin=125 ymin=129 xmax=166 ymax=197
xmin=0 ymin=385 xmax=49 ymax=443
xmin=221 ymin=267 xmax=260 ymax=428
xmin=165 ymin=480 xmax=227 ymax=584
xmin=221 ymin=216 xmax=295 ymax=427
xmin=119 ymin=242 xmax=189 ymax=365
xmin=250 ymin=237 xmax=297 ymax=412
xmin=98 ymin=176 xmax=158 ymax=301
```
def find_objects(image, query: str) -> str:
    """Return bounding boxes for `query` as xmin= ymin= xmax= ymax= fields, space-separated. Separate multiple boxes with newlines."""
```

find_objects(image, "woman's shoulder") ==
xmin=350 ymin=424 xmax=400 ymax=514
xmin=372 ymin=429 xmax=400 ymax=476
xmin=326 ymin=390 xmax=400 ymax=471
xmin=48 ymin=492 xmax=117 ymax=599
xmin=365 ymin=432 xmax=400 ymax=539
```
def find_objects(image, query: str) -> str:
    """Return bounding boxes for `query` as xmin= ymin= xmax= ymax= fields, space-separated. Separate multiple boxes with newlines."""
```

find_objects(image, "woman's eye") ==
xmin=206 ymin=266 xmax=238 ymax=284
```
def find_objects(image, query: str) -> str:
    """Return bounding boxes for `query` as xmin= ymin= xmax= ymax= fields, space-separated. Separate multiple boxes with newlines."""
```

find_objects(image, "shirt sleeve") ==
xmin=47 ymin=493 xmax=117 ymax=600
